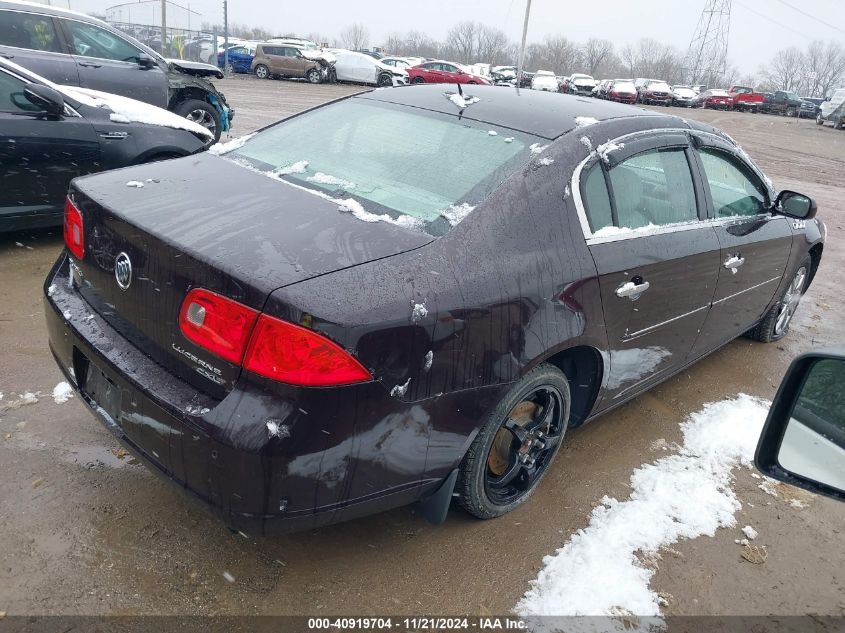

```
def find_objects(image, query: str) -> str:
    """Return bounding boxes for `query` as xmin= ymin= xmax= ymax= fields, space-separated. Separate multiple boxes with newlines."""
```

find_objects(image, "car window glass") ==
xmin=581 ymin=163 xmax=613 ymax=232
xmin=697 ymin=148 xmax=768 ymax=217
xmin=0 ymin=11 xmax=61 ymax=53
xmin=444 ymin=64 xmax=457 ymax=73
xmin=0 ymin=70 xmax=40 ymax=113
xmin=608 ymin=148 xmax=697 ymax=228
xmin=64 ymin=20 xmax=142 ymax=62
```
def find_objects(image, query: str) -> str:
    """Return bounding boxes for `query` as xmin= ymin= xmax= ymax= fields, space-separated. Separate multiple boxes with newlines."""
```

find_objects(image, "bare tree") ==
xmin=476 ymin=24 xmax=512 ymax=66
xmin=581 ymin=38 xmax=614 ymax=77
xmin=525 ymin=35 xmax=582 ymax=75
xmin=803 ymin=40 xmax=845 ymax=97
xmin=446 ymin=21 xmax=480 ymax=63
xmin=761 ymin=47 xmax=805 ymax=92
xmin=339 ymin=23 xmax=369 ymax=50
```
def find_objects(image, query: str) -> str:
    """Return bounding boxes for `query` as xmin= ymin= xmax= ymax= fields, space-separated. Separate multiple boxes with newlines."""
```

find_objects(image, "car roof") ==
xmin=357 ymin=84 xmax=663 ymax=139
xmin=0 ymin=0 xmax=108 ymax=25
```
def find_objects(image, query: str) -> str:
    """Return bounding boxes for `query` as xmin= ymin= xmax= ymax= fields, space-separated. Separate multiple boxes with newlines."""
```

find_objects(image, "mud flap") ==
xmin=416 ymin=468 xmax=458 ymax=525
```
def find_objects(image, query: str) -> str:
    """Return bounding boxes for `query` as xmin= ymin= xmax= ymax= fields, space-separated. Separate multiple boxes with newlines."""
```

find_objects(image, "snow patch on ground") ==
xmin=742 ymin=525 xmax=758 ymax=540
xmin=575 ymin=116 xmax=599 ymax=127
xmin=515 ymin=394 xmax=770 ymax=622
xmin=52 ymin=382 xmax=74 ymax=405
xmin=440 ymin=203 xmax=476 ymax=226
xmin=529 ymin=143 xmax=549 ymax=155
xmin=208 ymin=133 xmax=256 ymax=155
xmin=758 ymin=478 xmax=780 ymax=497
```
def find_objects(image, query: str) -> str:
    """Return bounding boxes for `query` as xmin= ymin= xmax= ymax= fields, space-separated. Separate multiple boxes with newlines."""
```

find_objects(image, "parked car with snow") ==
xmin=816 ymin=88 xmax=845 ymax=129
xmin=332 ymin=50 xmax=406 ymax=86
xmin=566 ymin=73 xmax=597 ymax=96
xmin=727 ymin=85 xmax=763 ymax=112
xmin=380 ymin=56 xmax=413 ymax=71
xmin=406 ymin=60 xmax=490 ymax=85
xmin=531 ymin=70 xmax=559 ymax=92
xmin=607 ymin=80 xmax=637 ymax=104
xmin=671 ymin=85 xmax=697 ymax=107
xmin=592 ymin=79 xmax=611 ymax=99
xmin=0 ymin=0 xmax=233 ymax=141
xmin=44 ymin=84 xmax=823 ymax=533
xmin=0 ymin=58 xmax=210 ymax=231
xmin=250 ymin=44 xmax=333 ymax=83
xmin=637 ymin=80 xmax=672 ymax=105
xmin=692 ymin=89 xmax=732 ymax=110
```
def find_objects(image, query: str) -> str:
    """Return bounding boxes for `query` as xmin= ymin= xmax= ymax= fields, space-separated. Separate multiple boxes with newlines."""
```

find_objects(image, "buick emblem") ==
xmin=114 ymin=252 xmax=132 ymax=290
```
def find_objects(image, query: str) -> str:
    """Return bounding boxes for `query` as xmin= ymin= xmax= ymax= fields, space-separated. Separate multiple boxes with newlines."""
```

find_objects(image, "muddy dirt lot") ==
xmin=1 ymin=78 xmax=844 ymax=618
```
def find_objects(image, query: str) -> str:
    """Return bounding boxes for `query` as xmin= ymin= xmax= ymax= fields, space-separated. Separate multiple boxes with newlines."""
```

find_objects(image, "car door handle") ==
xmin=724 ymin=255 xmax=745 ymax=273
xmin=615 ymin=279 xmax=650 ymax=300
xmin=79 ymin=61 xmax=102 ymax=68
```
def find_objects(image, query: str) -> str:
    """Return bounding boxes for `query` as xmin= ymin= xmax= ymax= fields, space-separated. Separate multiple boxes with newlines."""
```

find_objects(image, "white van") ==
xmin=817 ymin=88 xmax=845 ymax=129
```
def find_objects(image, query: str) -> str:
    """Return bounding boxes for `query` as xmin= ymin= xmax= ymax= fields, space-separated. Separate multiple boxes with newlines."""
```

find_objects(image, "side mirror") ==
xmin=138 ymin=54 xmax=156 ymax=70
xmin=23 ymin=83 xmax=65 ymax=116
xmin=774 ymin=190 xmax=817 ymax=219
xmin=756 ymin=351 xmax=845 ymax=502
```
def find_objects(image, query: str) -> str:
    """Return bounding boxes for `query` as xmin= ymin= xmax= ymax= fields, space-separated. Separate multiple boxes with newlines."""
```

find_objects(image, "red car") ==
xmin=728 ymin=85 xmax=764 ymax=112
xmin=607 ymin=79 xmax=637 ymax=104
xmin=637 ymin=80 xmax=672 ymax=105
xmin=694 ymin=89 xmax=732 ymax=110
xmin=407 ymin=61 xmax=491 ymax=85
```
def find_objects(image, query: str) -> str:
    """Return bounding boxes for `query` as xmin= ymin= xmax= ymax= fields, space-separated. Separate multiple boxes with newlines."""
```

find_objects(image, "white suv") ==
xmin=817 ymin=88 xmax=845 ymax=130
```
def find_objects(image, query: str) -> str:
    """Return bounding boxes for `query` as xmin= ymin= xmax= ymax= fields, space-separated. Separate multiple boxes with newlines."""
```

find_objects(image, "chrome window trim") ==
xmin=571 ymin=127 xmax=776 ymax=245
xmin=623 ymin=304 xmax=710 ymax=340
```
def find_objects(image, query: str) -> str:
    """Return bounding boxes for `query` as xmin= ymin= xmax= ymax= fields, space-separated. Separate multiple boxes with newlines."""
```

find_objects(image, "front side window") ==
xmin=228 ymin=99 xmax=539 ymax=236
xmin=64 ymin=20 xmax=143 ymax=63
xmin=0 ymin=70 xmax=40 ymax=113
xmin=0 ymin=11 xmax=61 ymax=53
xmin=697 ymin=148 xmax=768 ymax=217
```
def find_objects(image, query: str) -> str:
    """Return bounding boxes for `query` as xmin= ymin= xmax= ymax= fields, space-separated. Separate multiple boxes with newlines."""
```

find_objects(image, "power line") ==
xmin=733 ymin=0 xmax=813 ymax=40
xmin=771 ymin=0 xmax=845 ymax=36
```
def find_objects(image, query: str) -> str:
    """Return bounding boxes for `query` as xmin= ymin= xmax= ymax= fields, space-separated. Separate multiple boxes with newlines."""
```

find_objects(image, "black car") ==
xmin=0 ymin=0 xmax=233 ymax=140
xmin=0 ymin=58 xmax=210 ymax=231
xmin=43 ymin=85 xmax=824 ymax=533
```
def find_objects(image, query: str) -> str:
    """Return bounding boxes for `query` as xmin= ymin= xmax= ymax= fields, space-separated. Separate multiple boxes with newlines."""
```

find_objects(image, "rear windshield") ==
xmin=227 ymin=98 xmax=542 ymax=236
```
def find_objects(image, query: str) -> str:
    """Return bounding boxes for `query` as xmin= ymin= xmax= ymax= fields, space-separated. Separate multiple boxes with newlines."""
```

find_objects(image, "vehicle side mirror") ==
xmin=23 ymin=83 xmax=65 ymax=116
xmin=756 ymin=351 xmax=845 ymax=502
xmin=138 ymin=54 xmax=156 ymax=70
xmin=774 ymin=190 xmax=816 ymax=219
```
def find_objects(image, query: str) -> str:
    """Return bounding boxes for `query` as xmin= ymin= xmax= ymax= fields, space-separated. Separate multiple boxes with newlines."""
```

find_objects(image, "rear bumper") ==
xmin=43 ymin=253 xmax=487 ymax=533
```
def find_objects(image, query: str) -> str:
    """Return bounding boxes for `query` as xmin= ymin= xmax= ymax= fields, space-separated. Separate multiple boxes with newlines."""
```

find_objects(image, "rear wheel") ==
xmin=835 ymin=117 xmax=844 ymax=130
xmin=816 ymin=112 xmax=825 ymax=126
xmin=306 ymin=68 xmax=322 ymax=84
xmin=456 ymin=364 xmax=570 ymax=519
xmin=747 ymin=256 xmax=810 ymax=343
xmin=412 ymin=76 xmax=425 ymax=84
xmin=173 ymin=99 xmax=220 ymax=142
xmin=254 ymin=64 xmax=270 ymax=80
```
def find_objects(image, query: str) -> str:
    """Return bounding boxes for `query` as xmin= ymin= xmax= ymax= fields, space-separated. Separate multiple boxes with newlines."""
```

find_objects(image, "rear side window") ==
xmin=581 ymin=148 xmax=698 ymax=233
xmin=0 ymin=11 xmax=61 ymax=53
xmin=63 ymin=20 xmax=142 ymax=63
xmin=696 ymin=148 xmax=768 ymax=217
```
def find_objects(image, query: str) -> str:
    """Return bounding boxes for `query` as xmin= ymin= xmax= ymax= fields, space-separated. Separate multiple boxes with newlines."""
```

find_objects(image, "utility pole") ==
xmin=685 ymin=0 xmax=732 ymax=87
xmin=222 ymin=0 xmax=229 ymax=74
xmin=160 ymin=0 xmax=167 ymax=56
xmin=516 ymin=0 xmax=532 ymax=89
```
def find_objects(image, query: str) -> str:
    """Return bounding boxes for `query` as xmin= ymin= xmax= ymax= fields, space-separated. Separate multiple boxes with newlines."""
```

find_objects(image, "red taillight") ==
xmin=64 ymin=197 xmax=84 ymax=260
xmin=243 ymin=315 xmax=372 ymax=387
xmin=178 ymin=288 xmax=259 ymax=364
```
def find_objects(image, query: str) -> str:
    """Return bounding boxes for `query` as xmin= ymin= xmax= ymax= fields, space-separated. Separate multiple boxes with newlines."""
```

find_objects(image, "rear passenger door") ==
xmin=689 ymin=134 xmax=792 ymax=354
xmin=58 ymin=18 xmax=168 ymax=107
xmin=577 ymin=133 xmax=721 ymax=407
xmin=0 ymin=9 xmax=79 ymax=84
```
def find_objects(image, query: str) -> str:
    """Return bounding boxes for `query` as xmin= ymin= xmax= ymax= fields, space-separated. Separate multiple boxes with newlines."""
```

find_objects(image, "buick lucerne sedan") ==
xmin=44 ymin=85 xmax=825 ymax=533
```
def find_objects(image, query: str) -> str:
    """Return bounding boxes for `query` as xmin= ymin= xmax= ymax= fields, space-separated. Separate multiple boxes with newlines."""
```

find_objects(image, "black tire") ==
xmin=412 ymin=76 xmax=425 ymax=84
xmin=747 ymin=256 xmax=811 ymax=343
xmin=306 ymin=68 xmax=321 ymax=84
xmin=254 ymin=64 xmax=270 ymax=80
xmin=816 ymin=113 xmax=824 ymax=126
xmin=173 ymin=99 xmax=221 ymax=142
xmin=456 ymin=364 xmax=571 ymax=519
xmin=377 ymin=72 xmax=393 ymax=87
xmin=835 ymin=117 xmax=844 ymax=131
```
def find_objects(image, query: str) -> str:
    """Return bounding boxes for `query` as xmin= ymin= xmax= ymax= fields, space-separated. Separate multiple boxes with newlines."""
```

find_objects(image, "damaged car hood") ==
xmin=300 ymin=49 xmax=336 ymax=64
xmin=166 ymin=58 xmax=224 ymax=79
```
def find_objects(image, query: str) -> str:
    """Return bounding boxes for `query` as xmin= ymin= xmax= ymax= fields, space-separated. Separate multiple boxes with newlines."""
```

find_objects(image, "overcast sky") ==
xmin=60 ymin=0 xmax=845 ymax=73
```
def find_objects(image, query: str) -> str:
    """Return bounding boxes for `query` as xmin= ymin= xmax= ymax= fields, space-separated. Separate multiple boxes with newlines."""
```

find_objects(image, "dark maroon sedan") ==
xmin=694 ymin=89 xmax=733 ymax=110
xmin=45 ymin=85 xmax=824 ymax=533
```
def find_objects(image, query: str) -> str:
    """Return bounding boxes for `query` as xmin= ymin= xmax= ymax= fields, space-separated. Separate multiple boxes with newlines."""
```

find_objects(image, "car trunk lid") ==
xmin=69 ymin=153 xmax=432 ymax=396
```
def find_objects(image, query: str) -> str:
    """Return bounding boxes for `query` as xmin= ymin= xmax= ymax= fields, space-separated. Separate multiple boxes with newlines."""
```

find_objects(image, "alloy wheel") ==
xmin=774 ymin=266 xmax=807 ymax=335
xmin=185 ymin=108 xmax=217 ymax=136
xmin=485 ymin=386 xmax=565 ymax=505
xmin=255 ymin=65 xmax=268 ymax=79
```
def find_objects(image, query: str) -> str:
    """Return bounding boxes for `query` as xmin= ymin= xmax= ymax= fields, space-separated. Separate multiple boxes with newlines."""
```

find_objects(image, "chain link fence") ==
xmin=108 ymin=22 xmax=219 ymax=64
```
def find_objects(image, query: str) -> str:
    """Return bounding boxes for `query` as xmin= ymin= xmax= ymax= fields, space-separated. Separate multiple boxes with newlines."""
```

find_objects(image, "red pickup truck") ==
xmin=728 ymin=86 xmax=764 ymax=112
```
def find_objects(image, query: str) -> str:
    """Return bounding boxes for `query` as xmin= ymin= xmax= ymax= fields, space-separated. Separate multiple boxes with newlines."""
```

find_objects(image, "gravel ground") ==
xmin=1 ymin=78 xmax=844 ymax=618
